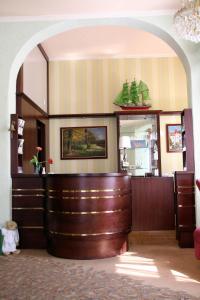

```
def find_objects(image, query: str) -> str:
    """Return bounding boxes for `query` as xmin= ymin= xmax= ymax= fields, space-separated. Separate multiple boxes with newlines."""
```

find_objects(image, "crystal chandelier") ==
xmin=174 ymin=0 xmax=200 ymax=43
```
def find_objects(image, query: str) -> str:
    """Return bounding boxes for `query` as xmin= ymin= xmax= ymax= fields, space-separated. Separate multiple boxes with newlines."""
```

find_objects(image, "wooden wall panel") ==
xmin=17 ymin=96 xmax=49 ymax=174
xmin=131 ymin=177 xmax=175 ymax=230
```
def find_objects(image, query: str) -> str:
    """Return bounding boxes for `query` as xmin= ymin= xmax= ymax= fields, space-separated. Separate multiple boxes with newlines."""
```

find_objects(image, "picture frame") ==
xmin=166 ymin=124 xmax=182 ymax=153
xmin=60 ymin=126 xmax=107 ymax=159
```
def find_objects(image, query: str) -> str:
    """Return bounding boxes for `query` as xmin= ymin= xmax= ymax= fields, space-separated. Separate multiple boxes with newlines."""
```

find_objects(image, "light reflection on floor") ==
xmin=114 ymin=250 xmax=200 ymax=284
xmin=115 ymin=251 xmax=159 ymax=278
xmin=170 ymin=269 xmax=200 ymax=283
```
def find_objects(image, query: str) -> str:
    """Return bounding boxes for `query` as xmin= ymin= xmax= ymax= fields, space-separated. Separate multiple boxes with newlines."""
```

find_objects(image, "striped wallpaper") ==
xmin=49 ymin=57 xmax=188 ymax=114
xmin=49 ymin=117 xmax=117 ymax=174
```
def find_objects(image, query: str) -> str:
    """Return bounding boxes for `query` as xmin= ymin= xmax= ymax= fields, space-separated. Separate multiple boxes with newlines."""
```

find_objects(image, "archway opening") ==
xmin=14 ymin=22 xmax=189 ymax=176
xmin=3 ymin=17 xmax=194 ymax=228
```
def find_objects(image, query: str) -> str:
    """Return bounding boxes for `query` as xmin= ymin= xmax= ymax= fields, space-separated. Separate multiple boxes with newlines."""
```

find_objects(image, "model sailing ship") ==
xmin=114 ymin=79 xmax=151 ymax=110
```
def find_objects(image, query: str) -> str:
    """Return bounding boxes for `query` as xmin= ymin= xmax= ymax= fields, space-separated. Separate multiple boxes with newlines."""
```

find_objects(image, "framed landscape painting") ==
xmin=60 ymin=126 xmax=107 ymax=159
xmin=166 ymin=124 xmax=182 ymax=153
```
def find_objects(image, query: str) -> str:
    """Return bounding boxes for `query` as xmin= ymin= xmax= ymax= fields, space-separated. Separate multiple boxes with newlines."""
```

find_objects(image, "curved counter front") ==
xmin=46 ymin=173 xmax=131 ymax=259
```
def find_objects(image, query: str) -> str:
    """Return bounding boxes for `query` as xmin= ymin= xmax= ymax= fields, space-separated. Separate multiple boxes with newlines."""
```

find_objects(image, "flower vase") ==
xmin=34 ymin=165 xmax=42 ymax=174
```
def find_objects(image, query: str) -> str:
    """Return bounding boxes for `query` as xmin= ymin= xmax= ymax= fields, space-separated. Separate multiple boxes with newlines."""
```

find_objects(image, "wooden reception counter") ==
xmin=46 ymin=173 xmax=131 ymax=259
xmin=12 ymin=174 xmax=177 ymax=256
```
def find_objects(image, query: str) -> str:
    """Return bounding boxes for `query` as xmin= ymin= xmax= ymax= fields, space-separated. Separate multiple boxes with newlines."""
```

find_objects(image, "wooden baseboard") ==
xmin=128 ymin=230 xmax=177 ymax=245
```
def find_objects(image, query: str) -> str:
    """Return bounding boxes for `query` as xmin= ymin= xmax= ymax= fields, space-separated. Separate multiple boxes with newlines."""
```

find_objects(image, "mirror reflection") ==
xmin=119 ymin=114 xmax=159 ymax=176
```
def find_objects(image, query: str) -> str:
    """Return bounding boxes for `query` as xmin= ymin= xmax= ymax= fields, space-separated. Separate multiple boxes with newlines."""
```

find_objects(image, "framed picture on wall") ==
xmin=60 ymin=126 xmax=107 ymax=159
xmin=166 ymin=124 xmax=182 ymax=153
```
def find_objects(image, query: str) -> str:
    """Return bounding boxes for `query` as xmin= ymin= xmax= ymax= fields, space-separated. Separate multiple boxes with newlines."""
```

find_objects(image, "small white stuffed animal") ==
xmin=1 ymin=220 xmax=20 ymax=255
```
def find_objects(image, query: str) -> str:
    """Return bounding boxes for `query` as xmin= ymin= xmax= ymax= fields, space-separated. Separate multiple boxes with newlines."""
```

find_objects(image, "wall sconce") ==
xmin=9 ymin=120 xmax=16 ymax=138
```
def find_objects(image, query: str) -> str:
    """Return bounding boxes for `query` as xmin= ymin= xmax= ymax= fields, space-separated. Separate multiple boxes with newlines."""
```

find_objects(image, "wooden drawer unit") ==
xmin=12 ymin=175 xmax=46 ymax=248
xmin=175 ymin=171 xmax=195 ymax=247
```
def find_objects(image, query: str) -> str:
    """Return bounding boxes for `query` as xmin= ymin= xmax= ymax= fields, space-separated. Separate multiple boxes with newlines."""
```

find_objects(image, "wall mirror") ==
xmin=117 ymin=112 xmax=161 ymax=176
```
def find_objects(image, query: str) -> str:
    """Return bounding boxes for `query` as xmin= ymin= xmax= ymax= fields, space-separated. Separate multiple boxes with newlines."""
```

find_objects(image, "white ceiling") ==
xmin=41 ymin=26 xmax=177 ymax=60
xmin=0 ymin=0 xmax=180 ymax=18
xmin=1 ymin=0 xmax=180 ymax=60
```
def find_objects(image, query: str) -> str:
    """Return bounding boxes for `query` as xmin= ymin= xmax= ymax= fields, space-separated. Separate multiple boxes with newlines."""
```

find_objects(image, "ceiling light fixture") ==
xmin=174 ymin=0 xmax=200 ymax=43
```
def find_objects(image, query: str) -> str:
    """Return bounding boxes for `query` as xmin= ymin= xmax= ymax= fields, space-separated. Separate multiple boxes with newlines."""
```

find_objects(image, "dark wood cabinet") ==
xmin=10 ymin=114 xmax=25 ymax=174
xmin=173 ymin=109 xmax=195 ymax=248
xmin=131 ymin=176 xmax=175 ymax=230
xmin=15 ymin=60 xmax=49 ymax=174
xmin=12 ymin=174 xmax=184 ymax=250
xmin=181 ymin=109 xmax=194 ymax=172
xmin=12 ymin=175 xmax=46 ymax=248
xmin=174 ymin=171 xmax=195 ymax=247
xmin=10 ymin=105 xmax=48 ymax=175
xmin=16 ymin=95 xmax=49 ymax=174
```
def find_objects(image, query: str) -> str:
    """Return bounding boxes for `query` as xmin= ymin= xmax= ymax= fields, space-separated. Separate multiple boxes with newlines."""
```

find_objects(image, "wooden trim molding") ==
xmin=115 ymin=110 xmax=182 ymax=116
xmin=37 ymin=44 xmax=49 ymax=62
xmin=16 ymin=66 xmax=23 ymax=94
xmin=160 ymin=111 xmax=182 ymax=115
xmin=156 ymin=113 xmax=162 ymax=176
xmin=49 ymin=230 xmax=128 ymax=237
xmin=45 ymin=111 xmax=182 ymax=119
xmin=16 ymin=92 xmax=48 ymax=117
xmin=115 ymin=110 xmax=162 ymax=116
xmin=37 ymin=43 xmax=49 ymax=115
xmin=49 ymin=113 xmax=115 ymax=118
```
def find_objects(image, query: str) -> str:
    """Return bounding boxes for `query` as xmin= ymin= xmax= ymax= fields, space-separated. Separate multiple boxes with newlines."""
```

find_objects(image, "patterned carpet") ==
xmin=0 ymin=251 xmax=199 ymax=300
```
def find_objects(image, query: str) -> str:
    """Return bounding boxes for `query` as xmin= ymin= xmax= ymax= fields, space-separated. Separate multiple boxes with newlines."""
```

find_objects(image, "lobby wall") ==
xmin=49 ymin=57 xmax=187 ymax=173
xmin=49 ymin=117 xmax=117 ymax=174
xmin=1 ymin=16 xmax=199 ymax=225
xmin=23 ymin=47 xmax=48 ymax=112
xmin=49 ymin=57 xmax=188 ymax=114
